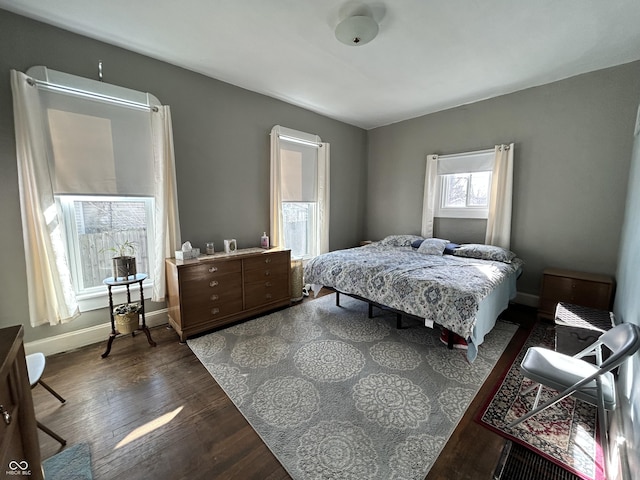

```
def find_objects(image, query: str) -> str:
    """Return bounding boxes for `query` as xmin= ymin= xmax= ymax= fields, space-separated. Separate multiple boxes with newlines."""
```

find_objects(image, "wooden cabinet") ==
xmin=166 ymin=248 xmax=291 ymax=341
xmin=1 ymin=326 xmax=43 ymax=480
xmin=538 ymin=268 xmax=615 ymax=320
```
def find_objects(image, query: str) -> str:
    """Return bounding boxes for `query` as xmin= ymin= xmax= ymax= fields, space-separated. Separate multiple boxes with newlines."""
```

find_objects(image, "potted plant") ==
xmin=103 ymin=238 xmax=137 ymax=280
xmin=113 ymin=302 xmax=142 ymax=334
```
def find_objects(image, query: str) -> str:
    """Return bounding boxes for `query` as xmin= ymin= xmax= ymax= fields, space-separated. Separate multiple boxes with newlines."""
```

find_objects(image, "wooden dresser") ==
xmin=538 ymin=268 xmax=615 ymax=320
xmin=166 ymin=247 xmax=291 ymax=341
xmin=1 ymin=326 xmax=43 ymax=480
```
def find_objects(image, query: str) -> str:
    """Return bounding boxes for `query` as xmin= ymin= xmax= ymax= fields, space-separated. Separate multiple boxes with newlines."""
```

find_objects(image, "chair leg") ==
xmin=508 ymin=386 xmax=578 ymax=429
xmin=597 ymin=385 xmax=610 ymax=477
xmin=38 ymin=379 xmax=66 ymax=404
xmin=521 ymin=381 xmax=541 ymax=397
xmin=37 ymin=421 xmax=67 ymax=446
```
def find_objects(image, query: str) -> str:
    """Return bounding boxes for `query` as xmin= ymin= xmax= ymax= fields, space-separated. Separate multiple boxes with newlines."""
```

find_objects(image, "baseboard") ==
xmin=24 ymin=309 xmax=169 ymax=357
xmin=24 ymin=294 xmax=538 ymax=357
xmin=513 ymin=292 xmax=539 ymax=308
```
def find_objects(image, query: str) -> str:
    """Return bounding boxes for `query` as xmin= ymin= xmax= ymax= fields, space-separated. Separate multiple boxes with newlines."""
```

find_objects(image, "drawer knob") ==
xmin=0 ymin=405 xmax=11 ymax=425
xmin=264 ymin=270 xmax=271 ymax=276
xmin=265 ymin=258 xmax=272 ymax=263
xmin=265 ymin=281 xmax=272 ymax=287
xmin=209 ymin=266 xmax=218 ymax=273
xmin=265 ymin=294 xmax=272 ymax=299
xmin=209 ymin=280 xmax=219 ymax=287
xmin=211 ymin=308 xmax=220 ymax=315
xmin=210 ymin=294 xmax=219 ymax=301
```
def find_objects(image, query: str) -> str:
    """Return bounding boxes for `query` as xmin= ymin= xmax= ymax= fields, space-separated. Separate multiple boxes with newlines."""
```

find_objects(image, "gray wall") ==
xmin=612 ymin=113 xmax=640 ymax=479
xmin=0 ymin=10 xmax=367 ymax=342
xmin=367 ymin=62 xmax=640 ymax=296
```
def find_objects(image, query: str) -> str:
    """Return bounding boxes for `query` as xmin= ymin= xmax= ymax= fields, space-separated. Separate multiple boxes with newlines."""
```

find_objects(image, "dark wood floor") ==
xmin=33 ymin=290 xmax=536 ymax=480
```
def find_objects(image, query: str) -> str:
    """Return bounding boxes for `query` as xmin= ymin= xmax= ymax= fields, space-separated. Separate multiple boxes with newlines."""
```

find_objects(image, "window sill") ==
xmin=77 ymin=280 xmax=154 ymax=312
xmin=435 ymin=209 xmax=488 ymax=219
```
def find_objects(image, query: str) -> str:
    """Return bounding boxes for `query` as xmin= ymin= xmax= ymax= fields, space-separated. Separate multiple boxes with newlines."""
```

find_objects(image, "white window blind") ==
xmin=40 ymin=88 xmax=154 ymax=196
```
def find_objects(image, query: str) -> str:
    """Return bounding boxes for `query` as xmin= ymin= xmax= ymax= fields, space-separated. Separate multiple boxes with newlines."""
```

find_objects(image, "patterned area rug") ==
xmin=477 ymin=322 xmax=604 ymax=480
xmin=188 ymin=293 xmax=518 ymax=480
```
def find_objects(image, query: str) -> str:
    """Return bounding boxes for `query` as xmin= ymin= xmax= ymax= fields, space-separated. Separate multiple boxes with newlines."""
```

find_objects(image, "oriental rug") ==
xmin=188 ymin=293 xmax=518 ymax=480
xmin=477 ymin=323 xmax=604 ymax=480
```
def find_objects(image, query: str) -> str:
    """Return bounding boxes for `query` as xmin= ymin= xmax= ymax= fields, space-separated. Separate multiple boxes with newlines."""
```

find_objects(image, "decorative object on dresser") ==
xmin=538 ymin=268 xmax=615 ymax=320
xmin=166 ymin=247 xmax=291 ymax=341
xmin=223 ymin=239 xmax=238 ymax=254
xmin=1 ymin=325 xmax=43 ymax=480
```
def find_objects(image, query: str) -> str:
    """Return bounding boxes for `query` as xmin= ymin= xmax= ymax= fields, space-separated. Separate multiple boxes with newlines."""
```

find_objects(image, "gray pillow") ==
xmin=417 ymin=238 xmax=449 ymax=255
xmin=452 ymin=244 xmax=516 ymax=263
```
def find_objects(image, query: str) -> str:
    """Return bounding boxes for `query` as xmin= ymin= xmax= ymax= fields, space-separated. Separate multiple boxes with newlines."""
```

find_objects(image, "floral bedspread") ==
xmin=304 ymin=244 xmax=523 ymax=340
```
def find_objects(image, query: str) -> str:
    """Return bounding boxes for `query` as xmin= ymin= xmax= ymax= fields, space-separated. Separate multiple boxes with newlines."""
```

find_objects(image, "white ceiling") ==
xmin=3 ymin=0 xmax=640 ymax=129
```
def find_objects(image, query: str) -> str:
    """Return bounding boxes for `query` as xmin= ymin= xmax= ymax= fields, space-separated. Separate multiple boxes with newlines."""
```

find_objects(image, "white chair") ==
xmin=508 ymin=322 xmax=640 ymax=473
xmin=26 ymin=352 xmax=67 ymax=446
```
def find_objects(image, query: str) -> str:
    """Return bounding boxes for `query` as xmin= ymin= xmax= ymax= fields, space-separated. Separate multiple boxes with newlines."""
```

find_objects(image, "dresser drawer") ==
xmin=183 ymin=298 xmax=244 ymax=327
xmin=182 ymin=271 xmax=241 ymax=303
xmin=244 ymin=251 xmax=289 ymax=272
xmin=244 ymin=262 xmax=289 ymax=283
xmin=538 ymin=268 xmax=614 ymax=319
xmin=245 ymin=274 xmax=290 ymax=310
xmin=181 ymin=259 xmax=242 ymax=283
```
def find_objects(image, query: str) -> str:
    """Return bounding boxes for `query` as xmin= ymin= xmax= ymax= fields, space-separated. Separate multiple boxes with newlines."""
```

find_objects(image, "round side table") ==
xmin=101 ymin=273 xmax=157 ymax=358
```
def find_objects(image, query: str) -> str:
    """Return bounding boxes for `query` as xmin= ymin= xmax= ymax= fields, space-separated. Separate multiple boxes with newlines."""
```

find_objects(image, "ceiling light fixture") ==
xmin=335 ymin=15 xmax=378 ymax=46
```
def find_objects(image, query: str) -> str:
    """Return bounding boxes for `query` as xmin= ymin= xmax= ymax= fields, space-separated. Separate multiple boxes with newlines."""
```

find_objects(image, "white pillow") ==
xmin=417 ymin=238 xmax=449 ymax=255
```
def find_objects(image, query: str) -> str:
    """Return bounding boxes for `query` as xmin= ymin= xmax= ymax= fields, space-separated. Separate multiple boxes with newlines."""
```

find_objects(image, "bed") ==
xmin=303 ymin=235 xmax=523 ymax=362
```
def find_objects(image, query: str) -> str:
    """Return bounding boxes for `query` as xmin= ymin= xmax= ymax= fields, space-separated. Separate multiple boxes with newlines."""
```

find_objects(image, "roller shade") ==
xmin=436 ymin=150 xmax=494 ymax=174
xmin=40 ymin=86 xmax=154 ymax=196
xmin=280 ymin=139 xmax=318 ymax=202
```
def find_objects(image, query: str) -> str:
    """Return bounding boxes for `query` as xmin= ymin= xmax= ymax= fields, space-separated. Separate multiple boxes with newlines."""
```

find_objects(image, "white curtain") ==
xmin=270 ymin=125 xmax=329 ymax=256
xmin=11 ymin=70 xmax=80 ymax=326
xmin=151 ymin=106 xmax=182 ymax=302
xmin=317 ymin=142 xmax=330 ymax=255
xmin=485 ymin=143 xmax=514 ymax=249
xmin=420 ymin=154 xmax=439 ymax=238
xmin=270 ymin=129 xmax=285 ymax=250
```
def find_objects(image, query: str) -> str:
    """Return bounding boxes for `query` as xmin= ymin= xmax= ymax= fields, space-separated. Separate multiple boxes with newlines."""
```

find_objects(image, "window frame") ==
xmin=434 ymin=149 xmax=494 ymax=219
xmin=271 ymin=125 xmax=328 ymax=261
xmin=58 ymin=195 xmax=155 ymax=311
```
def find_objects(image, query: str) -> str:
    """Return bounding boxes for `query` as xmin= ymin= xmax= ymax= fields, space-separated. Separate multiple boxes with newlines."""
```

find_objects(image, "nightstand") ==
xmin=538 ymin=268 xmax=614 ymax=320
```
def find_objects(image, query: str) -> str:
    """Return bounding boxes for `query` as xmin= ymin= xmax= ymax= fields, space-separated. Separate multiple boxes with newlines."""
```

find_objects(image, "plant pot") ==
xmin=112 ymin=256 xmax=136 ymax=280
xmin=115 ymin=312 xmax=138 ymax=334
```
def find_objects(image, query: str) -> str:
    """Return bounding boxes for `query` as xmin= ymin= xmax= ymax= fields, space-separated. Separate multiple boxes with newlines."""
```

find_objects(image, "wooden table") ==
xmin=102 ymin=273 xmax=156 ymax=358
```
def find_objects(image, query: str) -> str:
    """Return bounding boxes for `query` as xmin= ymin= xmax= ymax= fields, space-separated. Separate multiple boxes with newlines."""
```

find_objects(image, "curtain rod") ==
xmin=26 ymin=77 xmax=159 ymax=112
xmin=276 ymin=133 xmax=323 ymax=147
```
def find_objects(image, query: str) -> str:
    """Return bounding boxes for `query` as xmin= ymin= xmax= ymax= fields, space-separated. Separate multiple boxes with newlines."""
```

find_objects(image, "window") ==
xmin=270 ymin=126 xmax=330 ymax=260
xmin=435 ymin=150 xmax=494 ymax=219
xmin=13 ymin=66 xmax=179 ymax=326
xmin=59 ymin=196 xmax=155 ymax=297
xmin=38 ymin=77 xmax=158 ymax=309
